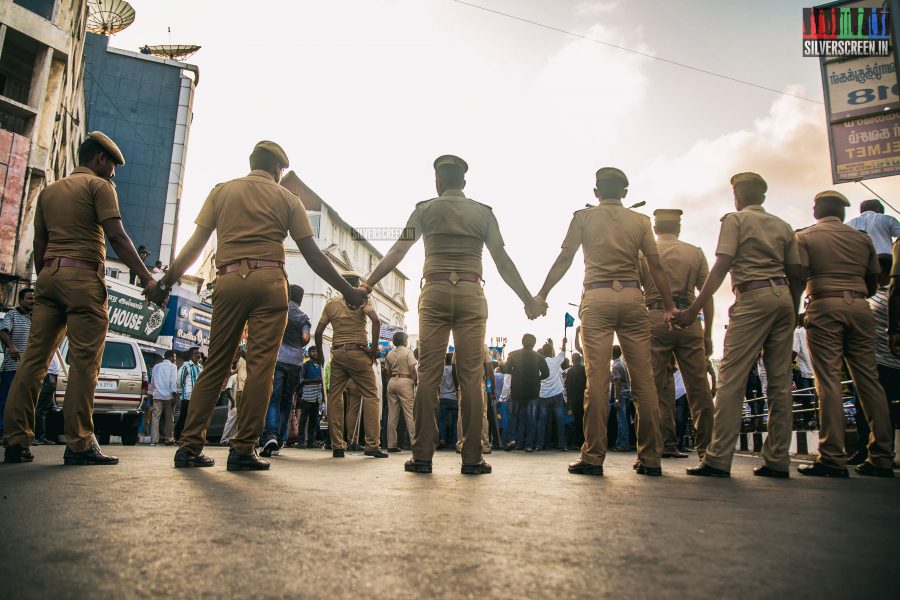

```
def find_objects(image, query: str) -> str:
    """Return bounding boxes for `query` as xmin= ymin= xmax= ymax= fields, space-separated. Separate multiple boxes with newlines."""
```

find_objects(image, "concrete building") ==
xmin=0 ymin=0 xmax=89 ymax=306
xmin=197 ymin=171 xmax=409 ymax=354
xmin=82 ymin=31 xmax=198 ymax=284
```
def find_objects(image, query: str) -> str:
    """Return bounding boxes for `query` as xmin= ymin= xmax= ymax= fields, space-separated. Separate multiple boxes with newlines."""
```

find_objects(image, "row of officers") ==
xmin=3 ymin=131 xmax=897 ymax=479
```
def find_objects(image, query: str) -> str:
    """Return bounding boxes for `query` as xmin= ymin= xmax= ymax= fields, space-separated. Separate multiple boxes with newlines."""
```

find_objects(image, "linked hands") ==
xmin=142 ymin=279 xmax=168 ymax=308
xmin=525 ymin=295 xmax=548 ymax=320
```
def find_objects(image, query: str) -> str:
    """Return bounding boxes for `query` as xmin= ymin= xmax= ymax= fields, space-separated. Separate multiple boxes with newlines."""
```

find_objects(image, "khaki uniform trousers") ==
xmin=649 ymin=310 xmax=714 ymax=459
xmin=579 ymin=287 xmax=662 ymax=468
xmin=703 ymin=286 xmax=795 ymax=472
xmin=180 ymin=268 xmax=288 ymax=455
xmin=3 ymin=266 xmax=108 ymax=452
xmin=413 ymin=281 xmax=487 ymax=465
xmin=456 ymin=387 xmax=490 ymax=451
xmin=327 ymin=350 xmax=381 ymax=451
xmin=386 ymin=376 xmax=415 ymax=449
xmin=806 ymin=297 xmax=894 ymax=469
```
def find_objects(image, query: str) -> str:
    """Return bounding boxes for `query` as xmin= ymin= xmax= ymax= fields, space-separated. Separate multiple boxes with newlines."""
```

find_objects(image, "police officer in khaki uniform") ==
xmin=4 ymin=132 xmax=157 ymax=465
xmin=385 ymin=331 xmax=417 ymax=452
xmin=315 ymin=275 xmax=387 ymax=459
xmin=678 ymin=172 xmax=803 ymax=478
xmin=639 ymin=209 xmax=715 ymax=461
xmin=364 ymin=155 xmax=535 ymax=475
xmin=147 ymin=142 xmax=368 ymax=471
xmin=796 ymin=191 xmax=894 ymax=478
xmin=534 ymin=168 xmax=678 ymax=477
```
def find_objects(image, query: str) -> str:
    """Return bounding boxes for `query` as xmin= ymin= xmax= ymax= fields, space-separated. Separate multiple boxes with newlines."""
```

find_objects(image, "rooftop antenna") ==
xmin=86 ymin=0 xmax=136 ymax=35
xmin=140 ymin=25 xmax=202 ymax=61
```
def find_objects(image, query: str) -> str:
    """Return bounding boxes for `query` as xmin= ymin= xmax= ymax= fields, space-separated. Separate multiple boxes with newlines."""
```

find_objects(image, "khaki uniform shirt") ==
xmin=640 ymin=234 xmax=709 ymax=305
xmin=796 ymin=217 xmax=879 ymax=295
xmin=36 ymin=167 xmax=121 ymax=264
xmin=385 ymin=346 xmax=417 ymax=377
xmin=561 ymin=200 xmax=658 ymax=284
xmin=403 ymin=189 xmax=504 ymax=276
xmin=323 ymin=297 xmax=373 ymax=346
xmin=195 ymin=170 xmax=314 ymax=266
xmin=715 ymin=205 xmax=800 ymax=287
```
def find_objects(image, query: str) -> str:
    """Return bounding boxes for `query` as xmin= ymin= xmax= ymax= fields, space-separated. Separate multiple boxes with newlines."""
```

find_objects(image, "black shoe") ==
xmin=173 ymin=448 xmax=215 ymax=468
xmin=846 ymin=451 xmax=868 ymax=466
xmin=306 ymin=442 xmax=316 ymax=449
xmin=461 ymin=460 xmax=492 ymax=475
xmin=558 ymin=446 xmax=568 ymax=452
xmin=568 ymin=460 xmax=603 ymax=476
xmin=455 ymin=448 xmax=461 ymax=454
xmin=610 ymin=446 xmax=628 ymax=452
xmin=686 ymin=464 xmax=730 ymax=478
xmin=333 ymin=449 xmax=345 ymax=458
xmin=525 ymin=447 xmax=534 ymax=453
xmin=164 ymin=440 xmax=176 ymax=446
xmin=4 ymin=444 xmax=34 ymax=464
xmin=226 ymin=449 xmax=270 ymax=471
xmin=662 ymin=450 xmax=689 ymax=459
xmin=63 ymin=441 xmax=118 ymax=465
xmin=855 ymin=461 xmax=895 ymax=478
xmin=753 ymin=465 xmax=789 ymax=479
xmin=404 ymin=458 xmax=432 ymax=473
xmin=798 ymin=462 xmax=849 ymax=478
xmin=260 ymin=439 xmax=279 ymax=458
xmin=365 ymin=449 xmax=389 ymax=458
xmin=504 ymin=441 xmax=516 ymax=452
xmin=534 ymin=446 xmax=544 ymax=452
xmin=387 ymin=447 xmax=401 ymax=453
xmin=635 ymin=463 xmax=662 ymax=476
xmin=349 ymin=443 xmax=362 ymax=452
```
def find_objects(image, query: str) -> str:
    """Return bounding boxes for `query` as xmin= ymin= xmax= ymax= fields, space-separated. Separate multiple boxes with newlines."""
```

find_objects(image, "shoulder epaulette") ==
xmin=720 ymin=212 xmax=735 ymax=223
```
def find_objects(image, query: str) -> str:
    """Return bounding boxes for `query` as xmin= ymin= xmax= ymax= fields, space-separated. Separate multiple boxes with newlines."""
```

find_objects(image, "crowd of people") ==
xmin=2 ymin=134 xmax=898 ymax=482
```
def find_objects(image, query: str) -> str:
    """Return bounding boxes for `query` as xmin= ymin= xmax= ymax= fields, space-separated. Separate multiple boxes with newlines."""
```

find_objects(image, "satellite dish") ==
xmin=86 ymin=0 xmax=136 ymax=35
xmin=140 ymin=45 xmax=202 ymax=61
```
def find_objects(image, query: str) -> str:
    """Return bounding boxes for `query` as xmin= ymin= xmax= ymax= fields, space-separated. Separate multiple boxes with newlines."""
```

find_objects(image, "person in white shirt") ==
xmin=33 ymin=353 xmax=62 ymax=444
xmin=792 ymin=326 xmax=816 ymax=428
xmin=149 ymin=350 xmax=179 ymax=445
xmin=538 ymin=338 xmax=568 ymax=451
xmin=847 ymin=199 xmax=900 ymax=258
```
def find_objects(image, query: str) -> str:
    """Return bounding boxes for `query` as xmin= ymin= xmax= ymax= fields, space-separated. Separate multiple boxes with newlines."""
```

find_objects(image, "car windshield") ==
xmin=66 ymin=341 xmax=136 ymax=370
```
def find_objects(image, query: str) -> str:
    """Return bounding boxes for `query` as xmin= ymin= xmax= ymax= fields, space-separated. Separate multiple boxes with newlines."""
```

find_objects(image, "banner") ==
xmin=107 ymin=289 xmax=167 ymax=342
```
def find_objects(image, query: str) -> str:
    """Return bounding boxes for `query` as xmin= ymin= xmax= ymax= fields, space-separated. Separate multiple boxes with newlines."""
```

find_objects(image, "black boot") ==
xmin=3 ymin=444 xmax=34 ymax=464
xmin=173 ymin=448 xmax=215 ymax=468
xmin=226 ymin=448 xmax=270 ymax=471
xmin=63 ymin=440 xmax=118 ymax=465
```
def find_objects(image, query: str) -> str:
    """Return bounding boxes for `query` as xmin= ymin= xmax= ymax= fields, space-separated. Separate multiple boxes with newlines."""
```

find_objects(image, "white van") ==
xmin=53 ymin=334 xmax=149 ymax=445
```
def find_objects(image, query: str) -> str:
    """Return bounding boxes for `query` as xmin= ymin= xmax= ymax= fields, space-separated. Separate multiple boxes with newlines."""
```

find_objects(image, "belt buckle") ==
xmin=449 ymin=271 xmax=459 ymax=285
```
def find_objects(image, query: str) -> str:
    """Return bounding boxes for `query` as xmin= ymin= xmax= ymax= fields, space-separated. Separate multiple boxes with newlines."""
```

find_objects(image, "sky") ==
xmin=110 ymin=0 xmax=900 ymax=357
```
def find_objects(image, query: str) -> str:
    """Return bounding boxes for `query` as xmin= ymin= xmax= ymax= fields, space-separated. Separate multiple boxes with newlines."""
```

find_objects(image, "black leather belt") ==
xmin=808 ymin=290 xmax=866 ymax=301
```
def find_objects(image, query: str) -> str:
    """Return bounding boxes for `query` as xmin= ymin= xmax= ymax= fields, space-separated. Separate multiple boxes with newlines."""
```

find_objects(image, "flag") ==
xmin=564 ymin=313 xmax=575 ymax=328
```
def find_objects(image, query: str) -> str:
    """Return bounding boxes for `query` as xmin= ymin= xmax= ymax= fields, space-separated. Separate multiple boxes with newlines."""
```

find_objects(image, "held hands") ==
xmin=672 ymin=306 xmax=698 ymax=329
xmin=524 ymin=295 xmax=548 ymax=320
xmin=142 ymin=279 xmax=168 ymax=308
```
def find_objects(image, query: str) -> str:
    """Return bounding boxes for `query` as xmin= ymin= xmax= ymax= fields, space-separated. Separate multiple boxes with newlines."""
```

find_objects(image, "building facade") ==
xmin=197 ymin=171 xmax=408 ymax=355
xmin=82 ymin=31 xmax=197 ymax=283
xmin=0 ymin=0 xmax=89 ymax=306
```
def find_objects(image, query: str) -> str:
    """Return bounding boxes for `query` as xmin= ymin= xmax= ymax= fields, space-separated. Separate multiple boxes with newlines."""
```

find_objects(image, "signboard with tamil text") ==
xmin=816 ymin=0 xmax=900 ymax=182
xmin=106 ymin=288 xmax=168 ymax=342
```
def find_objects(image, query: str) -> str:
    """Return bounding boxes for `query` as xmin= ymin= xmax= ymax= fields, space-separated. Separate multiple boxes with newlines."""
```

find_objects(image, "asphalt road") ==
xmin=1 ymin=446 xmax=897 ymax=600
